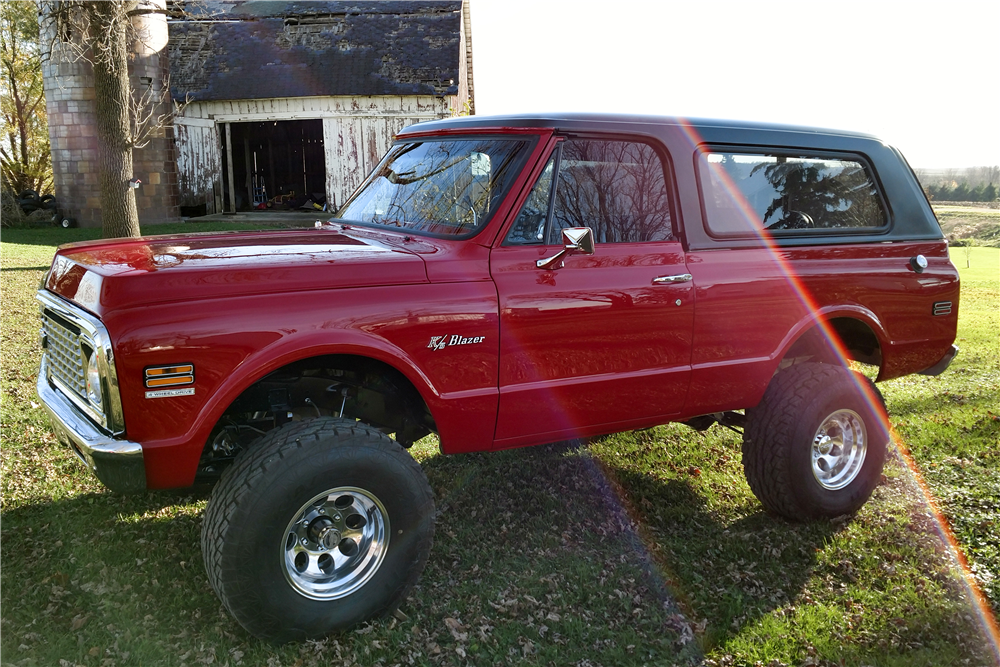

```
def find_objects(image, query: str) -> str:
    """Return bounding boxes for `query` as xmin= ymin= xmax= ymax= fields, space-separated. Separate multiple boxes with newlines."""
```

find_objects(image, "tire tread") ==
xmin=201 ymin=418 xmax=434 ymax=641
xmin=742 ymin=363 xmax=885 ymax=520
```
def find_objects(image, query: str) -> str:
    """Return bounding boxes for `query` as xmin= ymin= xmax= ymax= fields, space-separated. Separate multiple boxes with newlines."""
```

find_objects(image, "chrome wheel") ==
xmin=281 ymin=487 xmax=389 ymax=600
xmin=811 ymin=409 xmax=867 ymax=491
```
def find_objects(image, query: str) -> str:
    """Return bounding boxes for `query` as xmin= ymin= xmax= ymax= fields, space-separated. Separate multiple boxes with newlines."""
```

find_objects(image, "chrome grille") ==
xmin=42 ymin=311 xmax=88 ymax=399
xmin=37 ymin=289 xmax=123 ymax=434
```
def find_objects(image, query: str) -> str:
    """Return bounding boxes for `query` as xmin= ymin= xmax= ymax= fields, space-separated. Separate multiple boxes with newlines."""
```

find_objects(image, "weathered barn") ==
xmin=169 ymin=0 xmax=474 ymax=215
xmin=40 ymin=0 xmax=473 ymax=226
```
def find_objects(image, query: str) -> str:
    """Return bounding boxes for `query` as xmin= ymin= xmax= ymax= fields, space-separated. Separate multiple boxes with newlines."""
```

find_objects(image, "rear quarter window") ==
xmin=697 ymin=149 xmax=888 ymax=238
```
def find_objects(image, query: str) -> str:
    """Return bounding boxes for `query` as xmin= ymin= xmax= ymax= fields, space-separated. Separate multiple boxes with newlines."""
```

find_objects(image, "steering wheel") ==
xmin=764 ymin=210 xmax=814 ymax=230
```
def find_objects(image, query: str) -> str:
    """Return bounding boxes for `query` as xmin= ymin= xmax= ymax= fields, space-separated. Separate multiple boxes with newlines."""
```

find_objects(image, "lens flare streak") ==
xmin=892 ymin=432 xmax=1000 ymax=661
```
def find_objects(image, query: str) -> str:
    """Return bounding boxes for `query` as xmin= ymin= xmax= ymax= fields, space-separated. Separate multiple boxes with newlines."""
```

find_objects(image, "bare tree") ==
xmin=90 ymin=1 xmax=141 ymax=237
xmin=42 ymin=1 xmax=183 ymax=238
xmin=963 ymin=242 xmax=975 ymax=269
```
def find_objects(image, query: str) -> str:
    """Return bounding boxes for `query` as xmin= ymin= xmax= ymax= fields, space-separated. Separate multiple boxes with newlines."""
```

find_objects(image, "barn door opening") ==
xmin=220 ymin=119 xmax=325 ymax=212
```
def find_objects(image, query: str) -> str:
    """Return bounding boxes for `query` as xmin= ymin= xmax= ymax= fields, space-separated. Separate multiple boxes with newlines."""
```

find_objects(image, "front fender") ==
xmin=103 ymin=282 xmax=500 ymax=489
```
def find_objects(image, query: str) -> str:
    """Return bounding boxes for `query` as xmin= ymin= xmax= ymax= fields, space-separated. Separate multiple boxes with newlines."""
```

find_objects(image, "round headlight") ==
xmin=86 ymin=349 xmax=103 ymax=405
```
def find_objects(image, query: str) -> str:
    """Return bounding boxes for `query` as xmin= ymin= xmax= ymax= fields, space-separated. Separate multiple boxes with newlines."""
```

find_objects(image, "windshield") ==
xmin=335 ymin=138 xmax=531 ymax=237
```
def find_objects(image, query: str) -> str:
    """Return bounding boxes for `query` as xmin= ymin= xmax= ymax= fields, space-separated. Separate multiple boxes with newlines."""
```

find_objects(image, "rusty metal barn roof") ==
xmin=168 ymin=1 xmax=464 ymax=101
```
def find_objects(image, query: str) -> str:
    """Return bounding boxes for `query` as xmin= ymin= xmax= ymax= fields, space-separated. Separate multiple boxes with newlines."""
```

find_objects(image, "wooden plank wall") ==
xmin=176 ymin=95 xmax=450 ymax=212
xmin=174 ymin=117 xmax=222 ymax=213
xmin=323 ymin=114 xmax=415 ymax=210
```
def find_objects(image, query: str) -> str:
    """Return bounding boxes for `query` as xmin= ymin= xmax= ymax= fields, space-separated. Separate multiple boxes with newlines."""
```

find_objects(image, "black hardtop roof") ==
xmin=395 ymin=112 xmax=945 ymax=247
xmin=398 ymin=112 xmax=883 ymax=143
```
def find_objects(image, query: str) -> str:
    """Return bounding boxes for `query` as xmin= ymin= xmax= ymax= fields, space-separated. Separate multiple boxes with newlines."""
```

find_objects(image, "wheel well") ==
xmin=197 ymin=355 xmax=436 ymax=481
xmin=782 ymin=318 xmax=882 ymax=370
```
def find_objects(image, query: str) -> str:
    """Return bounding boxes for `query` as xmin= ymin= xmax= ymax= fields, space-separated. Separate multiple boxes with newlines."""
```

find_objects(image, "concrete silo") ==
xmin=40 ymin=0 xmax=179 ymax=228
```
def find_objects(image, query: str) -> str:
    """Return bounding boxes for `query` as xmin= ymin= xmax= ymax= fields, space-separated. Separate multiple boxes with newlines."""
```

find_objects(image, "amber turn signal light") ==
xmin=144 ymin=364 xmax=194 ymax=388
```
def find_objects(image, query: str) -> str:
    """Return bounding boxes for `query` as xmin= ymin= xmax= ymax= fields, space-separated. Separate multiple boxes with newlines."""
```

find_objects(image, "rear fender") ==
xmin=776 ymin=305 xmax=888 ymax=370
xmin=737 ymin=305 xmax=890 ymax=412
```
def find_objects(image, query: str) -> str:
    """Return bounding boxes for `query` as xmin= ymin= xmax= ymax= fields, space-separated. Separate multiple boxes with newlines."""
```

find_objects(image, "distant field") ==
xmin=933 ymin=204 xmax=1000 ymax=245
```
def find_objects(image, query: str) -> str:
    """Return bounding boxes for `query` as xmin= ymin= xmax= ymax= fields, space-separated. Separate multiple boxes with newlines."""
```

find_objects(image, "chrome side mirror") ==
xmin=536 ymin=227 xmax=595 ymax=270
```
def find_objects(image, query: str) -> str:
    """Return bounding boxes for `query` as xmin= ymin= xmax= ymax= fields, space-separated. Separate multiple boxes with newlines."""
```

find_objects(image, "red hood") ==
xmin=45 ymin=228 xmax=428 ymax=316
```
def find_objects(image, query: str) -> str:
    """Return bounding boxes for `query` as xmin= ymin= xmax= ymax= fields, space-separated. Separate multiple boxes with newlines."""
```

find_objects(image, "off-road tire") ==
xmin=742 ymin=363 xmax=889 ymax=520
xmin=201 ymin=418 xmax=435 ymax=642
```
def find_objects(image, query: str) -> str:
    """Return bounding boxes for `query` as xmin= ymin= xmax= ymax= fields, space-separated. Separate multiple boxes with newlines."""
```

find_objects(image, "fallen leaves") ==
xmin=443 ymin=617 xmax=467 ymax=642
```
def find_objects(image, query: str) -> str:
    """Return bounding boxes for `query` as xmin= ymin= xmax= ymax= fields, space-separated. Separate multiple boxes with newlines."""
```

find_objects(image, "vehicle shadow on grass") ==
xmin=410 ymin=440 xmax=860 ymax=662
xmin=590 ymin=457 xmax=836 ymax=651
xmin=2 ymin=441 xmax=984 ymax=666
xmin=0 ymin=443 xmax=823 ymax=665
xmin=1 ymin=448 xmax=704 ymax=666
xmin=888 ymin=382 xmax=998 ymax=414
xmin=410 ymin=442 xmax=704 ymax=665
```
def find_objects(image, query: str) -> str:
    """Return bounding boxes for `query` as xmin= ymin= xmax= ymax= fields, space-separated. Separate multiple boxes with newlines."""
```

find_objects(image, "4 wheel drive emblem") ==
xmin=427 ymin=334 xmax=485 ymax=351
xmin=144 ymin=363 xmax=195 ymax=398
xmin=146 ymin=387 xmax=196 ymax=399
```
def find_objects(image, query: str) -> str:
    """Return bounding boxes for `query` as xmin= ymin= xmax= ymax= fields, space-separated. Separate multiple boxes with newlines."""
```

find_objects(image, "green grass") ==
xmin=2 ymin=229 xmax=998 ymax=666
xmin=1 ymin=219 xmax=290 ymax=248
xmin=887 ymin=248 xmax=1000 ymax=608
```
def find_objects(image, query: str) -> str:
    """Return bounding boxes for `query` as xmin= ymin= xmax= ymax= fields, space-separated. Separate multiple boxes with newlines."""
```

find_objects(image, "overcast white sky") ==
xmin=469 ymin=0 xmax=1000 ymax=169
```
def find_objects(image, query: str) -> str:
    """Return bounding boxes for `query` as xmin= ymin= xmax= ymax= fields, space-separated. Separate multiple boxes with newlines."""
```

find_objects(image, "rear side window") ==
xmin=697 ymin=150 xmax=888 ymax=237
xmin=506 ymin=138 xmax=673 ymax=245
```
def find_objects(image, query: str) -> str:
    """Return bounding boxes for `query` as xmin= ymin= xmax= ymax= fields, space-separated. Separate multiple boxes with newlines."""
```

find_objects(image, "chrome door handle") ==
xmin=652 ymin=273 xmax=692 ymax=285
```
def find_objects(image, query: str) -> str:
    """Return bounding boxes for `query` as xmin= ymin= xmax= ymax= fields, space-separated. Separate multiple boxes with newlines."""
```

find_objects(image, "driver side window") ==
xmin=505 ymin=138 xmax=673 ymax=245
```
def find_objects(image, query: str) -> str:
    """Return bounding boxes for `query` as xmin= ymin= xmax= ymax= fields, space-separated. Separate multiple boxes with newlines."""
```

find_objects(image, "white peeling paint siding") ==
xmin=176 ymin=95 xmax=450 ymax=212
xmin=175 ymin=116 xmax=222 ymax=212
xmin=324 ymin=114 xmax=417 ymax=210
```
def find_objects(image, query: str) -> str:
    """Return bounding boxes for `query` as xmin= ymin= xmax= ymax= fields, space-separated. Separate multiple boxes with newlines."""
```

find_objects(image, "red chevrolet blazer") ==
xmin=37 ymin=114 xmax=959 ymax=641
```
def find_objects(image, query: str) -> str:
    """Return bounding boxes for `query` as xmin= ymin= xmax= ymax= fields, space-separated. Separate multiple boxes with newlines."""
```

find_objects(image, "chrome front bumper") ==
xmin=37 ymin=358 xmax=146 ymax=493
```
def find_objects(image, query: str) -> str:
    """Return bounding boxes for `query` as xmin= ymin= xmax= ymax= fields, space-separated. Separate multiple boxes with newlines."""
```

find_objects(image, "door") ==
xmin=220 ymin=120 xmax=324 ymax=211
xmin=491 ymin=137 xmax=694 ymax=446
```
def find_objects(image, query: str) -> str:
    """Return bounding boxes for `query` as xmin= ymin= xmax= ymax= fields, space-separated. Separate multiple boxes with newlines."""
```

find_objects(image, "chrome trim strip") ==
xmin=37 ymin=357 xmax=146 ymax=493
xmin=36 ymin=290 xmax=125 ymax=435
